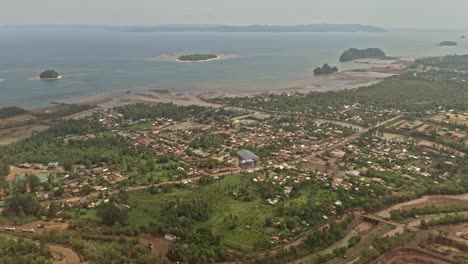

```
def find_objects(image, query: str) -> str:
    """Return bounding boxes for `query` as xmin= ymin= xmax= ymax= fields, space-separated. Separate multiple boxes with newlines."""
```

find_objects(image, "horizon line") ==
xmin=1 ymin=23 xmax=466 ymax=32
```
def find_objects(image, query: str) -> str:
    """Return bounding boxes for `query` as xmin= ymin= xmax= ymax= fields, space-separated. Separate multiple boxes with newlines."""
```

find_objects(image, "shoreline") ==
xmin=3 ymin=57 xmax=413 ymax=111
xmin=60 ymin=58 xmax=412 ymax=109
xmin=38 ymin=75 xmax=63 ymax=80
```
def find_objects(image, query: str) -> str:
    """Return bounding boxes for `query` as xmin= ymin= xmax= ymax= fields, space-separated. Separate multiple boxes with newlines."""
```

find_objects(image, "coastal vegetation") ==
xmin=0 ymin=106 xmax=27 ymax=119
xmin=215 ymin=54 xmax=468 ymax=126
xmin=313 ymin=64 xmax=338 ymax=75
xmin=34 ymin=104 xmax=95 ymax=119
xmin=39 ymin=70 xmax=61 ymax=79
xmin=116 ymin=102 xmax=196 ymax=121
xmin=339 ymin=48 xmax=386 ymax=62
xmin=178 ymin=54 xmax=218 ymax=62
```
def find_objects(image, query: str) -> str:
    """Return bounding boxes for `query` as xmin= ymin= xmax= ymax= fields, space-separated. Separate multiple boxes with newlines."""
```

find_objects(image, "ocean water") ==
xmin=0 ymin=27 xmax=467 ymax=109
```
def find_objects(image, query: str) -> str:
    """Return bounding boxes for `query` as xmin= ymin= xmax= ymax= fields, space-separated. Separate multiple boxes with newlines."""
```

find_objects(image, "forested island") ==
xmin=461 ymin=35 xmax=466 ymax=39
xmin=437 ymin=41 xmax=458 ymax=46
xmin=339 ymin=48 xmax=386 ymax=62
xmin=177 ymin=54 xmax=219 ymax=62
xmin=313 ymin=64 xmax=338 ymax=75
xmin=39 ymin=70 xmax=61 ymax=79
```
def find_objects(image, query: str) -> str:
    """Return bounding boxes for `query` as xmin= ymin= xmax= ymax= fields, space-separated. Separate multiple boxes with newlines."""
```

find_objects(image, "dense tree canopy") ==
xmin=0 ymin=107 xmax=27 ymax=119
xmin=168 ymin=228 xmax=228 ymax=264
xmin=178 ymin=54 xmax=218 ymax=62
xmin=39 ymin=70 xmax=60 ymax=79
xmin=339 ymin=48 xmax=386 ymax=62
xmin=97 ymin=203 xmax=128 ymax=226
xmin=7 ymin=192 xmax=41 ymax=216
xmin=0 ymin=236 xmax=51 ymax=264
xmin=313 ymin=64 xmax=338 ymax=75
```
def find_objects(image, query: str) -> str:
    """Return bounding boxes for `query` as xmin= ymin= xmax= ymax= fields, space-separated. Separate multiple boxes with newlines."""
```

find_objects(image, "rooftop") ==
xmin=237 ymin=149 xmax=259 ymax=161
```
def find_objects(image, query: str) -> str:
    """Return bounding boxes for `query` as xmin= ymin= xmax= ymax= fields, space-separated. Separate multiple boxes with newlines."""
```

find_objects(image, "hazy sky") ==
xmin=2 ymin=0 xmax=468 ymax=29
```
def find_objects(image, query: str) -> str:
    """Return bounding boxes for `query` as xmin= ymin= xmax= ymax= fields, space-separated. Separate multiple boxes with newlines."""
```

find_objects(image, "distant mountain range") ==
xmin=121 ymin=24 xmax=385 ymax=33
xmin=1 ymin=24 xmax=385 ymax=33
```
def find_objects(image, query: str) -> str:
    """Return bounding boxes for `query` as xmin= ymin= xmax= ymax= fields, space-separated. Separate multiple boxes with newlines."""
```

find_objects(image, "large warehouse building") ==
xmin=236 ymin=149 xmax=259 ymax=167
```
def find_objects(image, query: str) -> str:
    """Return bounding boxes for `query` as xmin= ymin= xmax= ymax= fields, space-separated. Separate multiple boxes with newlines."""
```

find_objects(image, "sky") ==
xmin=2 ymin=0 xmax=468 ymax=30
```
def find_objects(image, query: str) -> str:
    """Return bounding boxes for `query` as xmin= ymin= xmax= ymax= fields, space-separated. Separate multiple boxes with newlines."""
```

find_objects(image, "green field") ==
xmin=127 ymin=174 xmax=275 ymax=251
xmin=124 ymin=121 xmax=154 ymax=131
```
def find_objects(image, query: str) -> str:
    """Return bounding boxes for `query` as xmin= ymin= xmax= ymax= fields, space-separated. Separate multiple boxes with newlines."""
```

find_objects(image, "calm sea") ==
xmin=0 ymin=27 xmax=467 ymax=108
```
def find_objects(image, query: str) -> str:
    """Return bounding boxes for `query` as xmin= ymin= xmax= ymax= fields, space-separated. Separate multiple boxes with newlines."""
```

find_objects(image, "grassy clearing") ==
xmin=127 ymin=188 xmax=188 ymax=228
xmin=127 ymin=174 xmax=275 ymax=251
xmin=197 ymin=196 xmax=274 ymax=251
xmin=124 ymin=121 xmax=154 ymax=131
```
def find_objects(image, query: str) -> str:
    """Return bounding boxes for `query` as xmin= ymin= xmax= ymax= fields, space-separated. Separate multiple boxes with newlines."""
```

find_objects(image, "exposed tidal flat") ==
xmin=0 ymin=27 xmax=468 ymax=108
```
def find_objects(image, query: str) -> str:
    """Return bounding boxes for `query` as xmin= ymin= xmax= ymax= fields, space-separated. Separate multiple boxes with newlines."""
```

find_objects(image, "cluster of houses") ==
xmin=336 ymin=135 xmax=456 ymax=183
xmin=5 ymin=105 xmax=459 ymax=215
xmin=411 ymin=63 xmax=467 ymax=84
xmin=11 ymin=162 xmax=128 ymax=209
xmin=391 ymin=119 xmax=467 ymax=145
xmin=105 ymin=110 xmax=360 ymax=179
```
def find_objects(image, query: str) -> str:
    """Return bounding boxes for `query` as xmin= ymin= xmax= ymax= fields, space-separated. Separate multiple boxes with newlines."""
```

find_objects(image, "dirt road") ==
xmin=49 ymin=244 xmax=82 ymax=264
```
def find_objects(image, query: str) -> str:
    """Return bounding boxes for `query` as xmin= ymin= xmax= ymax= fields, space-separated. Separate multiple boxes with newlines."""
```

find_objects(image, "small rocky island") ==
xmin=461 ymin=35 xmax=466 ymax=39
xmin=39 ymin=69 xmax=61 ymax=80
xmin=339 ymin=48 xmax=386 ymax=62
xmin=314 ymin=64 xmax=338 ymax=75
xmin=437 ymin=41 xmax=458 ymax=46
xmin=177 ymin=54 xmax=219 ymax=62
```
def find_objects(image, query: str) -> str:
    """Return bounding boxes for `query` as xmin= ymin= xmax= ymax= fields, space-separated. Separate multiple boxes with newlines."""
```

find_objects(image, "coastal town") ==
xmin=2 ymin=0 xmax=468 ymax=262
xmin=0 ymin=52 xmax=467 ymax=263
xmin=0 ymin=74 xmax=467 ymax=263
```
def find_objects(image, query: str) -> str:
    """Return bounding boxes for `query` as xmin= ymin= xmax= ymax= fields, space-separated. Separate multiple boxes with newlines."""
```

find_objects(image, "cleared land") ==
xmin=373 ymin=247 xmax=455 ymax=264
xmin=0 ymin=124 xmax=50 ymax=145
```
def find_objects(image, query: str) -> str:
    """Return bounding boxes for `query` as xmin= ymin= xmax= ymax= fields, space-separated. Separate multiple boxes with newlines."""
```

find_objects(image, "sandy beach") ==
xmin=60 ymin=58 xmax=413 ymax=109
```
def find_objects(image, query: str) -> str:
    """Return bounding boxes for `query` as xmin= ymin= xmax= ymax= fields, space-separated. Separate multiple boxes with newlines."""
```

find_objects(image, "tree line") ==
xmin=391 ymin=204 xmax=468 ymax=221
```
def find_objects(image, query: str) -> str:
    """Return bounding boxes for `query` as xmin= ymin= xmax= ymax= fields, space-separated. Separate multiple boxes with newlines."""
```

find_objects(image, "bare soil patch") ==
xmin=437 ymin=223 xmax=468 ymax=240
xmin=0 ymin=123 xmax=50 ymax=145
xmin=50 ymin=244 xmax=82 ymax=264
xmin=0 ymin=113 xmax=37 ymax=128
xmin=138 ymin=233 xmax=172 ymax=257
xmin=6 ymin=165 xmax=44 ymax=182
xmin=373 ymin=247 xmax=454 ymax=264
xmin=350 ymin=221 xmax=376 ymax=236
